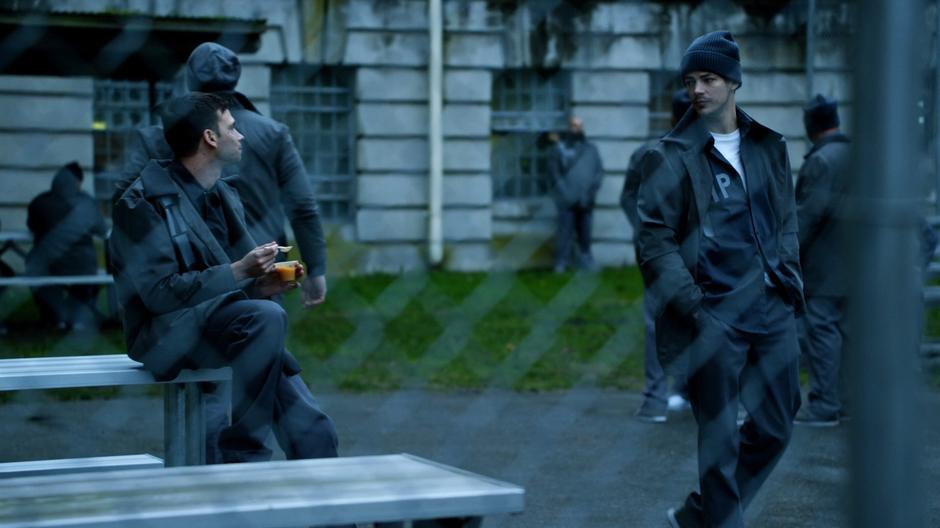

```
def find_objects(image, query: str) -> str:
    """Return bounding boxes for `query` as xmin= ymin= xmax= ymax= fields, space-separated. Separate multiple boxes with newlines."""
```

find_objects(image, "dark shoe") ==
xmin=667 ymin=506 xmax=699 ymax=528
xmin=793 ymin=408 xmax=840 ymax=427
xmin=634 ymin=399 xmax=667 ymax=423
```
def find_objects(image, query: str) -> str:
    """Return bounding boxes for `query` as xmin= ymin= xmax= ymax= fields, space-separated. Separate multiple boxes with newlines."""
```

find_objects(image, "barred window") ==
xmin=93 ymin=79 xmax=173 ymax=201
xmin=491 ymin=69 xmax=571 ymax=199
xmin=271 ymin=65 xmax=356 ymax=222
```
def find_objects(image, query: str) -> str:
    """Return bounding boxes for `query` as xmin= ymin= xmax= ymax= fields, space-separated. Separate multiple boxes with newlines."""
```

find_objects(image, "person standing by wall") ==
xmin=549 ymin=117 xmax=604 ymax=272
xmin=636 ymin=31 xmax=804 ymax=528
xmin=793 ymin=94 xmax=851 ymax=427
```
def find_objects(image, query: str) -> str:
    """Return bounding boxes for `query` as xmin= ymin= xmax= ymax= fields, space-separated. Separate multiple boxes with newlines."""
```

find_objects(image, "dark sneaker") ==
xmin=793 ymin=408 xmax=840 ymax=427
xmin=667 ymin=506 xmax=698 ymax=528
xmin=634 ymin=399 xmax=667 ymax=423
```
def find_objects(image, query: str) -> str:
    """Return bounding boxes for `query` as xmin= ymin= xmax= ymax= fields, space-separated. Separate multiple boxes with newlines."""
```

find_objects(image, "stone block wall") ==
xmin=0 ymin=0 xmax=860 ymax=273
xmin=0 ymin=76 xmax=94 ymax=231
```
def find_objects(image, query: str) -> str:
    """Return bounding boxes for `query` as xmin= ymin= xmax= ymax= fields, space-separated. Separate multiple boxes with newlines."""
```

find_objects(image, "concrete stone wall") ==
xmin=0 ymin=76 xmax=94 ymax=231
xmin=0 ymin=0 xmax=860 ymax=273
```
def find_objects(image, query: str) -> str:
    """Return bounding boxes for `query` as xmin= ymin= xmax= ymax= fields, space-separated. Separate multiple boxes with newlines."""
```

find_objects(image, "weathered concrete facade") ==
xmin=0 ymin=0 xmax=858 ymax=272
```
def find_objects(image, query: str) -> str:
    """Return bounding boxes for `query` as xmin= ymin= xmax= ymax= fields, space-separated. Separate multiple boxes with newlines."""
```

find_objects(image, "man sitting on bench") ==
xmin=110 ymin=92 xmax=339 ymax=464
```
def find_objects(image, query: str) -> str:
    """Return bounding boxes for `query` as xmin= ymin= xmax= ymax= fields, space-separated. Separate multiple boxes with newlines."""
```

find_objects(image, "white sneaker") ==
xmin=667 ymin=394 xmax=691 ymax=412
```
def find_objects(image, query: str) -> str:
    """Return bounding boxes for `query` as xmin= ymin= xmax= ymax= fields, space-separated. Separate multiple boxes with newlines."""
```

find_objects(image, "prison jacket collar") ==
xmin=662 ymin=105 xmax=781 ymax=153
xmin=805 ymin=132 xmax=850 ymax=159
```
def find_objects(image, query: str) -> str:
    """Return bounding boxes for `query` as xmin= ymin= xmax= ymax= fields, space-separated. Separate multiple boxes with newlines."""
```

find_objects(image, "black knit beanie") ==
xmin=680 ymin=31 xmax=742 ymax=86
xmin=803 ymin=94 xmax=840 ymax=137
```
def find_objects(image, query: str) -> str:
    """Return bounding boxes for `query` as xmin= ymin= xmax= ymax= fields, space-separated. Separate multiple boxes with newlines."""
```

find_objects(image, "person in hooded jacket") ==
xmin=549 ymin=116 xmax=604 ymax=272
xmin=26 ymin=162 xmax=108 ymax=330
xmin=110 ymin=92 xmax=340 ymax=466
xmin=121 ymin=42 xmax=327 ymax=310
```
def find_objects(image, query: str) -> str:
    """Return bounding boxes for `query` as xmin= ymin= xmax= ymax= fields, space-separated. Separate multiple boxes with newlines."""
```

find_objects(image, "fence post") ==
xmin=849 ymin=1 xmax=927 ymax=526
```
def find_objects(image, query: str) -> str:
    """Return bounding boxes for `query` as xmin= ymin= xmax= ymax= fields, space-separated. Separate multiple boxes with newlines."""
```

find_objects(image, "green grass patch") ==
xmin=9 ymin=267 xmax=934 ymax=395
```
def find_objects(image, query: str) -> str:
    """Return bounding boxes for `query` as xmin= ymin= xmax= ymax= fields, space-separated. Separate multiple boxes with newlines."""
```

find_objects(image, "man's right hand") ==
xmin=231 ymin=242 xmax=278 ymax=281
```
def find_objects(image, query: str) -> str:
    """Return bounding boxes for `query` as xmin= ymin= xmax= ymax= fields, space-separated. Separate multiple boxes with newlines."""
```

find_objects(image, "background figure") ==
xmin=549 ymin=117 xmax=604 ymax=272
xmin=26 ymin=162 xmax=108 ymax=331
xmin=121 ymin=42 xmax=328 ymax=309
xmin=622 ymin=89 xmax=692 ymax=423
xmin=0 ymin=220 xmax=14 ymax=335
xmin=794 ymin=95 xmax=851 ymax=427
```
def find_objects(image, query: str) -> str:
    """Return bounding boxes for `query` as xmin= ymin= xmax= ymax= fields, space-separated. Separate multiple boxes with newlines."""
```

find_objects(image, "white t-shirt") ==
xmin=710 ymin=129 xmax=746 ymax=190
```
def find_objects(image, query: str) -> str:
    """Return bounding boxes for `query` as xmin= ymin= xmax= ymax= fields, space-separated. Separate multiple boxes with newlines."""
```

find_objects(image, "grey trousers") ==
xmin=196 ymin=299 xmax=339 ymax=463
xmin=641 ymin=294 xmax=687 ymax=407
xmin=797 ymin=296 xmax=845 ymax=419
xmin=555 ymin=204 xmax=594 ymax=270
xmin=682 ymin=309 xmax=801 ymax=528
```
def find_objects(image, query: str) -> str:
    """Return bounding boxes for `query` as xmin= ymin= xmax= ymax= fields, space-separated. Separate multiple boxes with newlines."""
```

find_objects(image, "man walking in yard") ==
xmin=793 ymin=95 xmax=851 ymax=427
xmin=636 ymin=31 xmax=804 ymax=527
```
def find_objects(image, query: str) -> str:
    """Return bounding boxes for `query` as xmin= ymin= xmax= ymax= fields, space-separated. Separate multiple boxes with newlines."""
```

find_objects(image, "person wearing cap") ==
xmin=635 ymin=31 xmax=804 ymax=527
xmin=793 ymin=95 xmax=851 ymax=428
xmin=621 ymin=89 xmax=692 ymax=423
xmin=122 ymin=42 xmax=328 ymax=310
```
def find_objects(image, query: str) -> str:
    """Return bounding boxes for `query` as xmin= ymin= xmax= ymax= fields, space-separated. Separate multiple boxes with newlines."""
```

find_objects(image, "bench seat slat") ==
xmin=0 ymin=454 xmax=524 ymax=528
xmin=0 ymin=276 xmax=114 ymax=287
xmin=0 ymin=355 xmax=229 ymax=391
xmin=0 ymin=455 xmax=163 ymax=478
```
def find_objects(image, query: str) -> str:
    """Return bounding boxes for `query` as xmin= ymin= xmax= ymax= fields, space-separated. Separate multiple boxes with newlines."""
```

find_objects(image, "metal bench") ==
xmin=0 ymin=453 xmax=524 ymax=527
xmin=0 ymin=355 xmax=230 ymax=467
xmin=0 ymin=274 xmax=114 ymax=287
xmin=0 ymin=454 xmax=163 ymax=479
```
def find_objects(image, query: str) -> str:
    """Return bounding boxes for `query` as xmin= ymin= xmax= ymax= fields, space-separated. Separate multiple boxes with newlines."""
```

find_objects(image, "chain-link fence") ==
xmin=0 ymin=1 xmax=939 ymax=527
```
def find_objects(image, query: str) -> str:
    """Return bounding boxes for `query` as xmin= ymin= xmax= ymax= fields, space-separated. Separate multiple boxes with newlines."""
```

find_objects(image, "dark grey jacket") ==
xmin=121 ymin=98 xmax=327 ymax=277
xmin=549 ymin=137 xmax=604 ymax=208
xmin=621 ymin=140 xmax=656 ymax=231
xmin=636 ymin=107 xmax=804 ymax=371
xmin=111 ymin=160 xmax=266 ymax=380
xmin=27 ymin=164 xmax=108 ymax=276
xmin=795 ymin=133 xmax=850 ymax=298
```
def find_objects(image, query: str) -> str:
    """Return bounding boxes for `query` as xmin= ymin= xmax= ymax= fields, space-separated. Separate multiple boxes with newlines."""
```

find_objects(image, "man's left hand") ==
xmin=301 ymin=275 xmax=327 ymax=309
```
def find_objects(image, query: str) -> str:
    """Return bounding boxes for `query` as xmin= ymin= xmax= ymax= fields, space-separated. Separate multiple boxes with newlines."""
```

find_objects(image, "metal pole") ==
xmin=428 ymin=0 xmax=444 ymax=265
xmin=935 ymin=0 xmax=940 ymax=213
xmin=849 ymin=1 xmax=926 ymax=527
xmin=805 ymin=0 xmax=816 ymax=98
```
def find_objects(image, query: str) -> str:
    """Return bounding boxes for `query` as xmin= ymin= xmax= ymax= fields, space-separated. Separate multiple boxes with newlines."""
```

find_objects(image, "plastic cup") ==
xmin=274 ymin=261 xmax=300 ymax=282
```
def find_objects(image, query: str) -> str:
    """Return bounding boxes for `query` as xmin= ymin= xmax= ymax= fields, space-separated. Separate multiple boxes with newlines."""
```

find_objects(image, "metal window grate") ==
xmin=92 ymin=79 xmax=173 ymax=201
xmin=271 ymin=65 xmax=356 ymax=222
xmin=491 ymin=69 xmax=571 ymax=199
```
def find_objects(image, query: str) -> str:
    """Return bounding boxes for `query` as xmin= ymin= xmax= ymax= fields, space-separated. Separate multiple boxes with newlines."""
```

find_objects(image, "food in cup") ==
xmin=273 ymin=260 xmax=301 ymax=282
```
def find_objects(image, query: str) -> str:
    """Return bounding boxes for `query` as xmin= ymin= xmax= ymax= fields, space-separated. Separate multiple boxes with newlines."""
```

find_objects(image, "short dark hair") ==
xmin=160 ymin=92 xmax=230 ymax=158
